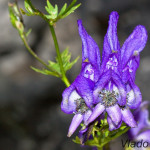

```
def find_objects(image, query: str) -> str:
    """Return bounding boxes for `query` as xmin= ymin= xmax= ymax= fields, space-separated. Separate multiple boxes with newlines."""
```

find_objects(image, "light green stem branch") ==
xmin=20 ymin=33 xmax=60 ymax=76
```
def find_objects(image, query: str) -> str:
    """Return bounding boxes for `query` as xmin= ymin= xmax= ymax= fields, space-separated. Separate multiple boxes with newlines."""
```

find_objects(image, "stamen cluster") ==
xmin=99 ymin=90 xmax=117 ymax=107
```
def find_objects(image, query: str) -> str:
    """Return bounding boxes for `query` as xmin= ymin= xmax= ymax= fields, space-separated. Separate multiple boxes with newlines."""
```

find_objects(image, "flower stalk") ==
xmin=49 ymin=24 xmax=70 ymax=87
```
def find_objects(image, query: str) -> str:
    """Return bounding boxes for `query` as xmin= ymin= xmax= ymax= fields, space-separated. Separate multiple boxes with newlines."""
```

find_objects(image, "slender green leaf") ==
xmin=31 ymin=66 xmax=59 ymax=77
xmin=58 ymin=3 xmax=67 ymax=16
xmin=24 ymin=0 xmax=34 ymax=14
xmin=61 ymin=3 xmax=81 ymax=19
xmin=47 ymin=0 xmax=54 ymax=10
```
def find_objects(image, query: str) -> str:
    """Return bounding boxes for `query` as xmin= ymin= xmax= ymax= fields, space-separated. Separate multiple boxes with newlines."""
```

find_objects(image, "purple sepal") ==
xmin=84 ymin=110 xmax=92 ymax=124
xmin=121 ymin=107 xmax=137 ymax=128
xmin=102 ymin=11 xmax=120 ymax=58
xmin=121 ymin=25 xmax=147 ymax=69
xmin=77 ymin=20 xmax=101 ymax=82
xmin=67 ymin=113 xmax=83 ymax=137
xmin=75 ymin=75 xmax=95 ymax=108
xmin=106 ymin=104 xmax=122 ymax=126
xmin=101 ymin=11 xmax=120 ymax=74
xmin=122 ymin=56 xmax=140 ymax=83
xmin=107 ymin=116 xmax=122 ymax=131
xmin=93 ymin=70 xmax=111 ymax=103
xmin=111 ymin=71 xmax=126 ymax=106
xmin=61 ymin=84 xmax=77 ymax=114
xmin=127 ymin=78 xmax=142 ymax=109
xmin=86 ymin=103 xmax=105 ymax=125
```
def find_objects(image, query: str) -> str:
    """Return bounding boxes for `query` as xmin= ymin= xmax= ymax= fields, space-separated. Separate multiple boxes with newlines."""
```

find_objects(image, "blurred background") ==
xmin=0 ymin=0 xmax=150 ymax=149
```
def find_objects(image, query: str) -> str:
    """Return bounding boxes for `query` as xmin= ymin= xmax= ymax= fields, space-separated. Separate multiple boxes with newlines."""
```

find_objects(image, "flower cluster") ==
xmin=61 ymin=11 xmax=147 ymax=137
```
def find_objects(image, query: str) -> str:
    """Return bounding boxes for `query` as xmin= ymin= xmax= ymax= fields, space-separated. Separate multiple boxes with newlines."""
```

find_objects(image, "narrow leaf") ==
xmin=31 ymin=66 xmax=59 ymax=77
xmin=61 ymin=4 xmax=81 ymax=19
xmin=47 ymin=0 xmax=54 ymax=10
xmin=24 ymin=0 xmax=34 ymax=14
xmin=58 ymin=3 xmax=67 ymax=16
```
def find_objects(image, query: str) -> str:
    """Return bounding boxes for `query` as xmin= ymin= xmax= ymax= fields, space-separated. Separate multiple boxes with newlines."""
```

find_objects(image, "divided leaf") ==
xmin=45 ymin=0 xmax=81 ymax=23
xmin=31 ymin=49 xmax=79 ymax=77
xmin=48 ymin=48 xmax=79 ymax=74
xmin=45 ymin=0 xmax=58 ymax=19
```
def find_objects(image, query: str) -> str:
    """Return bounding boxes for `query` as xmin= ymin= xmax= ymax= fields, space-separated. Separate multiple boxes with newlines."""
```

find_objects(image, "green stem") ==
xmin=20 ymin=33 xmax=60 ymax=76
xmin=49 ymin=25 xmax=70 ymax=87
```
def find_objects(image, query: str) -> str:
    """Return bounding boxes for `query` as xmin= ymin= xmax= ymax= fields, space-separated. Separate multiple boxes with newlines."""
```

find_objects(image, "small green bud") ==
xmin=15 ymin=21 xmax=24 ymax=32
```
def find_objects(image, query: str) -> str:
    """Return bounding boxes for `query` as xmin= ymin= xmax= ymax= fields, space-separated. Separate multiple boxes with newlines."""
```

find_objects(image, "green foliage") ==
xmin=19 ymin=0 xmax=81 ymax=24
xmin=45 ymin=0 xmax=58 ymax=19
xmin=31 ymin=48 xmax=79 ymax=77
xmin=73 ymin=118 xmax=130 ymax=149
xmin=59 ymin=0 xmax=81 ymax=19
xmin=58 ymin=3 xmax=67 ymax=16
xmin=48 ymin=48 xmax=79 ymax=74
xmin=31 ymin=67 xmax=59 ymax=77
xmin=20 ymin=0 xmax=38 ymax=16
xmin=24 ymin=0 xmax=34 ymax=15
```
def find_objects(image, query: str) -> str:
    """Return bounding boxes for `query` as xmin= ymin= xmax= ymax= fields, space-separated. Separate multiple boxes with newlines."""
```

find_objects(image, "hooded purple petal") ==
xmin=121 ymin=25 xmax=147 ymax=69
xmin=93 ymin=70 xmax=111 ymax=103
xmin=86 ymin=103 xmax=105 ymax=125
xmin=78 ymin=20 xmax=101 ymax=82
xmin=111 ymin=71 xmax=126 ymax=106
xmin=67 ymin=113 xmax=83 ymax=137
xmin=83 ymin=109 xmax=92 ymax=124
xmin=129 ymin=55 xmax=140 ymax=82
xmin=127 ymin=78 xmax=142 ymax=109
xmin=121 ymin=107 xmax=137 ymax=128
xmin=103 ymin=11 xmax=120 ymax=57
xmin=122 ymin=55 xmax=140 ymax=83
xmin=101 ymin=11 xmax=120 ymax=74
xmin=107 ymin=116 xmax=122 ymax=131
xmin=106 ymin=104 xmax=122 ymax=126
xmin=61 ymin=84 xmax=77 ymax=114
xmin=74 ymin=75 xmax=94 ymax=108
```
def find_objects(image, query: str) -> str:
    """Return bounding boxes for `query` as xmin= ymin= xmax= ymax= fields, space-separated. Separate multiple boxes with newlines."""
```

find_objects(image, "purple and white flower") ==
xmin=61 ymin=20 xmax=101 ymax=137
xmin=86 ymin=11 xmax=147 ymax=130
xmin=61 ymin=11 xmax=148 ymax=137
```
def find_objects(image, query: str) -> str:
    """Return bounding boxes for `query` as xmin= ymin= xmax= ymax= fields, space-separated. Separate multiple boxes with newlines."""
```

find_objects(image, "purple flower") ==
xmin=128 ymin=101 xmax=150 ymax=143
xmin=61 ymin=20 xmax=101 ymax=137
xmin=61 ymin=11 xmax=147 ymax=137
xmin=86 ymin=11 xmax=147 ymax=130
